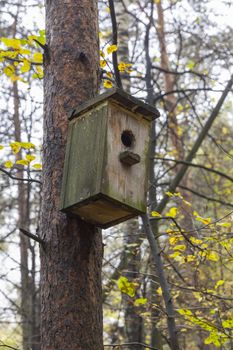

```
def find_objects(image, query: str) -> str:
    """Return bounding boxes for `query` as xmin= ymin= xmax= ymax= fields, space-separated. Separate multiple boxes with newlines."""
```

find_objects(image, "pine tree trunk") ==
xmin=40 ymin=1 xmax=103 ymax=350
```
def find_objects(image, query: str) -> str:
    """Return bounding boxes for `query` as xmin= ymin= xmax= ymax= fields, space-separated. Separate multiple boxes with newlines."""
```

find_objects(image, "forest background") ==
xmin=0 ymin=0 xmax=233 ymax=349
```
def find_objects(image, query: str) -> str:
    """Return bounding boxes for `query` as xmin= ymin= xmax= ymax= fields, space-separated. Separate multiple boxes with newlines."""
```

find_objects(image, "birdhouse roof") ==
xmin=69 ymin=88 xmax=160 ymax=122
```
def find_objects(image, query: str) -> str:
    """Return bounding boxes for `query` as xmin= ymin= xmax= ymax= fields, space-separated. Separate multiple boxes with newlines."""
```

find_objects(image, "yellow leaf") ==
xmin=220 ymin=241 xmax=231 ymax=249
xmin=4 ymin=160 xmax=13 ymax=168
xmin=196 ymin=216 xmax=211 ymax=225
xmin=194 ymin=211 xmax=211 ymax=225
xmin=0 ymin=145 xmax=4 ymax=150
xmin=32 ymin=163 xmax=42 ymax=170
xmin=178 ymin=309 xmax=193 ymax=316
xmin=118 ymin=62 xmax=126 ymax=72
xmin=20 ymin=142 xmax=35 ymax=149
xmin=103 ymin=80 xmax=113 ymax=89
xmin=165 ymin=191 xmax=174 ymax=197
xmin=0 ymin=50 xmax=18 ymax=59
xmin=25 ymin=154 xmax=36 ymax=162
xmin=134 ymin=298 xmax=148 ymax=306
xmin=10 ymin=74 xmax=20 ymax=82
xmin=166 ymin=207 xmax=177 ymax=218
xmin=151 ymin=211 xmax=162 ymax=217
xmin=173 ymin=192 xmax=183 ymax=198
xmin=106 ymin=72 xmax=113 ymax=78
xmin=222 ymin=319 xmax=233 ymax=329
xmin=186 ymin=255 xmax=196 ymax=262
xmin=216 ymin=222 xmax=231 ymax=228
xmin=173 ymin=244 xmax=186 ymax=251
xmin=214 ymin=280 xmax=224 ymax=289
xmin=32 ymin=52 xmax=43 ymax=63
xmin=117 ymin=276 xmax=136 ymax=297
xmin=1 ymin=37 xmax=21 ymax=49
xmin=169 ymin=236 xmax=183 ymax=245
xmin=107 ymin=44 xmax=117 ymax=54
xmin=20 ymin=59 xmax=31 ymax=73
xmin=16 ymin=159 xmax=29 ymax=166
xmin=190 ymin=237 xmax=203 ymax=245
xmin=100 ymin=50 xmax=105 ymax=58
xmin=100 ymin=59 xmax=107 ymax=68
xmin=4 ymin=65 xmax=15 ymax=77
xmin=18 ymin=48 xmax=31 ymax=55
xmin=156 ymin=287 xmax=162 ymax=296
xmin=200 ymin=243 xmax=208 ymax=249
xmin=35 ymin=65 xmax=44 ymax=78
xmin=10 ymin=142 xmax=21 ymax=154
xmin=169 ymin=251 xmax=182 ymax=260
xmin=206 ymin=251 xmax=219 ymax=262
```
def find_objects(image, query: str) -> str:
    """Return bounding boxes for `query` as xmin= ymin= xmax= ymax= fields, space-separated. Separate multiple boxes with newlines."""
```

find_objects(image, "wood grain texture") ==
xmin=102 ymin=102 xmax=150 ymax=212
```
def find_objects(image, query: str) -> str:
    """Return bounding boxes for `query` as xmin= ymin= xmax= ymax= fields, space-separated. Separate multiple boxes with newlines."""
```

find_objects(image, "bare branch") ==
xmin=108 ymin=0 xmax=122 ymax=88
xmin=19 ymin=228 xmax=44 ymax=245
xmin=0 ymin=167 xmax=42 ymax=185
xmin=155 ymin=157 xmax=233 ymax=183
xmin=155 ymin=75 xmax=233 ymax=214
xmin=104 ymin=342 xmax=159 ymax=349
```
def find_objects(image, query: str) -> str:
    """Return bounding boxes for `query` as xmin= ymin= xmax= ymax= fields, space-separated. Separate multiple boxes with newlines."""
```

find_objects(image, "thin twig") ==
xmin=0 ymin=167 xmax=42 ymax=185
xmin=155 ymin=157 xmax=233 ymax=183
xmin=108 ymin=0 xmax=122 ymax=88
xmin=104 ymin=342 xmax=159 ymax=349
xmin=19 ymin=228 xmax=44 ymax=245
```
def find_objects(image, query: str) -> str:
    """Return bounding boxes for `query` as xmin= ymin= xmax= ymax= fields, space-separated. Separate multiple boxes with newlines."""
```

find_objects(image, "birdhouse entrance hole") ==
xmin=121 ymin=130 xmax=135 ymax=148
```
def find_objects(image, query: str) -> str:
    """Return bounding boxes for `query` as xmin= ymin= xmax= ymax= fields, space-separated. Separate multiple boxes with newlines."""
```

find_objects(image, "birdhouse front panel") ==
xmin=60 ymin=88 xmax=159 ymax=228
xmin=101 ymin=102 xmax=150 ymax=214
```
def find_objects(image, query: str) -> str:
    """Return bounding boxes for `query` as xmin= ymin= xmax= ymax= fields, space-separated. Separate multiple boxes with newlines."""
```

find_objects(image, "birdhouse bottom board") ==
xmin=64 ymin=194 xmax=144 ymax=228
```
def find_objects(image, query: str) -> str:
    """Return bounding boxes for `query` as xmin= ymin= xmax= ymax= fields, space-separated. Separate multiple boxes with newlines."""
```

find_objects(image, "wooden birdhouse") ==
xmin=60 ymin=88 xmax=159 ymax=228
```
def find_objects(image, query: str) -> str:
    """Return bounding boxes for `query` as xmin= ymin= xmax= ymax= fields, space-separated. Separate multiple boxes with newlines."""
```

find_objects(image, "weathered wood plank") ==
xmin=101 ymin=102 xmax=150 ymax=213
xmin=61 ymin=103 xmax=108 ymax=209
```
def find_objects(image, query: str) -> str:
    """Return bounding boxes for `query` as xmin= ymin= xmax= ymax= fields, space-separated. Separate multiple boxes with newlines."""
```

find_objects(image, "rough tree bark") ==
xmin=40 ymin=1 xmax=103 ymax=350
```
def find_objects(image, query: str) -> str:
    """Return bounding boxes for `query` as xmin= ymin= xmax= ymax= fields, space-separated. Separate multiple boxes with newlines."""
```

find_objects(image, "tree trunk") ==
xmin=40 ymin=1 xmax=103 ymax=350
xmin=13 ymin=78 xmax=31 ymax=350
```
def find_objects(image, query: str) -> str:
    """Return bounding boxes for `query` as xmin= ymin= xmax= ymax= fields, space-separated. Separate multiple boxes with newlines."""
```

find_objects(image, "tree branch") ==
xmin=155 ymin=157 xmax=233 ymax=183
xmin=104 ymin=342 xmax=159 ymax=349
xmin=178 ymin=185 xmax=233 ymax=208
xmin=19 ymin=228 xmax=44 ymax=245
xmin=155 ymin=75 xmax=233 ymax=214
xmin=108 ymin=0 xmax=122 ymax=89
xmin=0 ymin=167 xmax=42 ymax=185
xmin=141 ymin=214 xmax=180 ymax=350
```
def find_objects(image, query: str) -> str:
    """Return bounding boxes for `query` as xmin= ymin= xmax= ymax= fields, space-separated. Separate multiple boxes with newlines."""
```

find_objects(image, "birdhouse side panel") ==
xmin=102 ymin=103 xmax=150 ymax=213
xmin=61 ymin=104 xmax=108 ymax=210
